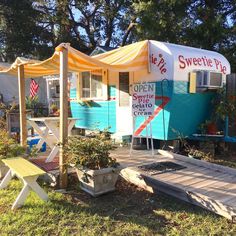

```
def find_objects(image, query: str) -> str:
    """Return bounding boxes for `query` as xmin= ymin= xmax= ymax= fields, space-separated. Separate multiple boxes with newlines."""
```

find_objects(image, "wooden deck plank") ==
xmin=177 ymin=172 xmax=230 ymax=186
xmin=189 ymin=177 xmax=236 ymax=196
xmin=166 ymin=169 xmax=207 ymax=181
xmin=210 ymin=183 xmax=236 ymax=203
xmin=191 ymin=174 xmax=235 ymax=191
xmin=169 ymin=173 xmax=229 ymax=191
xmin=147 ymin=165 xmax=206 ymax=182
xmin=154 ymin=166 xmax=218 ymax=183
xmin=186 ymin=173 xmax=231 ymax=189
xmin=224 ymin=197 xmax=236 ymax=207
xmin=155 ymin=168 xmax=210 ymax=183
xmin=204 ymin=188 xmax=236 ymax=204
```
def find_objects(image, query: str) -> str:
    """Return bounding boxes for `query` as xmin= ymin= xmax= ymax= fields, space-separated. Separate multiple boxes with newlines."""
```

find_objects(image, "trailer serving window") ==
xmin=81 ymin=70 xmax=103 ymax=99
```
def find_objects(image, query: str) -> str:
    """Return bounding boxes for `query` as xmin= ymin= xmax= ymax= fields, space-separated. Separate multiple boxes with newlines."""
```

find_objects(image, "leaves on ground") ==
xmin=0 ymin=177 xmax=236 ymax=235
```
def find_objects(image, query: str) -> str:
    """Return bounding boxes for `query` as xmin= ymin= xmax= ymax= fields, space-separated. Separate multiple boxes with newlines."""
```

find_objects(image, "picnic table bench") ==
xmin=0 ymin=157 xmax=48 ymax=209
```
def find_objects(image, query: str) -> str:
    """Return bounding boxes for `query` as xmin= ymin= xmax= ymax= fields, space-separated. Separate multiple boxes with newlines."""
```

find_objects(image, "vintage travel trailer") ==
xmin=69 ymin=40 xmax=231 ymax=141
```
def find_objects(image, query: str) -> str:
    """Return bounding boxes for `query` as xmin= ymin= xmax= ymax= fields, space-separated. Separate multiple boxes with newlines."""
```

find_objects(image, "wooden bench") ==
xmin=0 ymin=157 xmax=48 ymax=209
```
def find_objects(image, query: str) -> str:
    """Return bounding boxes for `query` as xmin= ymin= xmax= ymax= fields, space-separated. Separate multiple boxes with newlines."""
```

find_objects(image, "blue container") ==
xmin=27 ymin=136 xmax=46 ymax=152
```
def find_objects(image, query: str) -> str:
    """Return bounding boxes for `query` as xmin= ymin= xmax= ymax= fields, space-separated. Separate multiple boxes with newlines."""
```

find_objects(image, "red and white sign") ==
xmin=151 ymin=53 xmax=167 ymax=75
xmin=148 ymin=41 xmax=230 ymax=82
xmin=132 ymin=83 xmax=155 ymax=117
xmin=178 ymin=55 xmax=227 ymax=74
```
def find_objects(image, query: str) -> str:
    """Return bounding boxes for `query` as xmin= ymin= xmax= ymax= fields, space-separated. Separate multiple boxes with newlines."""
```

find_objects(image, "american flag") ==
xmin=30 ymin=79 xmax=39 ymax=98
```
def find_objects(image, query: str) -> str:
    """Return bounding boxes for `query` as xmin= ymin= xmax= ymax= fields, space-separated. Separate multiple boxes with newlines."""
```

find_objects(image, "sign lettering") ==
xmin=151 ymin=54 xmax=167 ymax=74
xmin=178 ymin=55 xmax=227 ymax=74
xmin=132 ymin=83 xmax=155 ymax=117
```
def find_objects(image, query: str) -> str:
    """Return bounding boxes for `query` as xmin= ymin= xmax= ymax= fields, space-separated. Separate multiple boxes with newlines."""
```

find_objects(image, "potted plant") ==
xmin=0 ymin=130 xmax=25 ymax=178
xmin=50 ymin=104 xmax=59 ymax=116
xmin=65 ymin=131 xmax=120 ymax=197
xmin=199 ymin=120 xmax=218 ymax=135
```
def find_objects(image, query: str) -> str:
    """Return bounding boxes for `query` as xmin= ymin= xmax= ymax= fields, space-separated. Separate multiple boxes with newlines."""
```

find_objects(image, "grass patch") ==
xmin=0 ymin=177 xmax=236 ymax=235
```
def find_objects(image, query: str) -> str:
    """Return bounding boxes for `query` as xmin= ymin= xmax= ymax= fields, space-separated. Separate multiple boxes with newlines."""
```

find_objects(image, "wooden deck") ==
xmin=33 ymin=146 xmax=236 ymax=221
xmin=111 ymin=147 xmax=236 ymax=221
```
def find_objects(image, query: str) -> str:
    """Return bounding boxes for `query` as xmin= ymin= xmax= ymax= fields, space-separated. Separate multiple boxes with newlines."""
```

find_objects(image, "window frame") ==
xmin=78 ymin=69 xmax=108 ymax=101
xmin=195 ymin=70 xmax=223 ymax=88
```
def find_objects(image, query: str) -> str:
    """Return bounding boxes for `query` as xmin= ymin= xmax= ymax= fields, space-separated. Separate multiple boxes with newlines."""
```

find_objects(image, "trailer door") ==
xmin=116 ymin=72 xmax=132 ymax=136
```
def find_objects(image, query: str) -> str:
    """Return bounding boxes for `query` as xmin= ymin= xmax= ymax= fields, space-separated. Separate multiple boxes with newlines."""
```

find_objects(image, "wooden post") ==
xmin=59 ymin=45 xmax=68 ymax=189
xmin=18 ymin=65 xmax=27 ymax=147
xmin=46 ymin=78 xmax=50 ymax=112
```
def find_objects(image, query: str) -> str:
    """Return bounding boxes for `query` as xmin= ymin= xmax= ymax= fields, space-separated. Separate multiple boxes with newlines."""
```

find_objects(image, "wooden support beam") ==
xmin=59 ymin=45 xmax=68 ymax=189
xmin=18 ymin=65 xmax=27 ymax=147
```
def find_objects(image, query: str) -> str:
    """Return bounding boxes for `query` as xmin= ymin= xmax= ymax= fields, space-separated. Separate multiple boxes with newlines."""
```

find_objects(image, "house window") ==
xmin=81 ymin=70 xmax=103 ymax=98
xmin=119 ymin=72 xmax=130 ymax=106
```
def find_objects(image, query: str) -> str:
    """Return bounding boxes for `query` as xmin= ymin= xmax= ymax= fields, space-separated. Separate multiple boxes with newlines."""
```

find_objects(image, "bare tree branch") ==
xmin=121 ymin=22 xmax=137 ymax=46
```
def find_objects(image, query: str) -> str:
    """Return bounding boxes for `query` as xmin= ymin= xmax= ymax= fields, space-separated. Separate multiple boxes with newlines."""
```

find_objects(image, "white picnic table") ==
xmin=27 ymin=117 xmax=78 ymax=162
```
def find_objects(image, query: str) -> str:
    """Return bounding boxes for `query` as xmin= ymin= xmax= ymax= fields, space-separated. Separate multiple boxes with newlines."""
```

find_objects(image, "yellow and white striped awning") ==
xmin=0 ymin=40 xmax=149 ymax=78
xmin=93 ymin=40 xmax=148 ymax=71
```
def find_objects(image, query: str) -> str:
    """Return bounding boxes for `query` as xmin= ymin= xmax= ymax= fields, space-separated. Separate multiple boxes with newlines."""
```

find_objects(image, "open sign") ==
xmin=132 ymin=83 xmax=155 ymax=117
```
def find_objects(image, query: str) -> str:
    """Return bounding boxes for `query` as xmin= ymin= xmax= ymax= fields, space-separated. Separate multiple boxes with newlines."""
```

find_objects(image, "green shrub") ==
xmin=211 ymin=87 xmax=236 ymax=121
xmin=0 ymin=102 xmax=17 ymax=129
xmin=0 ymin=130 xmax=25 ymax=160
xmin=65 ymin=131 xmax=118 ymax=170
xmin=25 ymin=96 xmax=39 ymax=109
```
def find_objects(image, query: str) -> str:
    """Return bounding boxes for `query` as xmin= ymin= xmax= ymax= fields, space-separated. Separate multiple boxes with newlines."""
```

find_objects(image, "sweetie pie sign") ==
xmin=132 ymin=83 xmax=156 ymax=117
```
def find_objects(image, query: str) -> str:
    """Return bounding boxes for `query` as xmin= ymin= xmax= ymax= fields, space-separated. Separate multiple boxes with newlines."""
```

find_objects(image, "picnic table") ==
xmin=0 ymin=157 xmax=48 ymax=209
xmin=27 ymin=117 xmax=78 ymax=162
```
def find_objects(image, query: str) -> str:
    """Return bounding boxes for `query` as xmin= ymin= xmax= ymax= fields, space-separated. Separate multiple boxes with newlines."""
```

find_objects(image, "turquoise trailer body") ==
xmin=70 ymin=41 xmax=230 ymax=140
